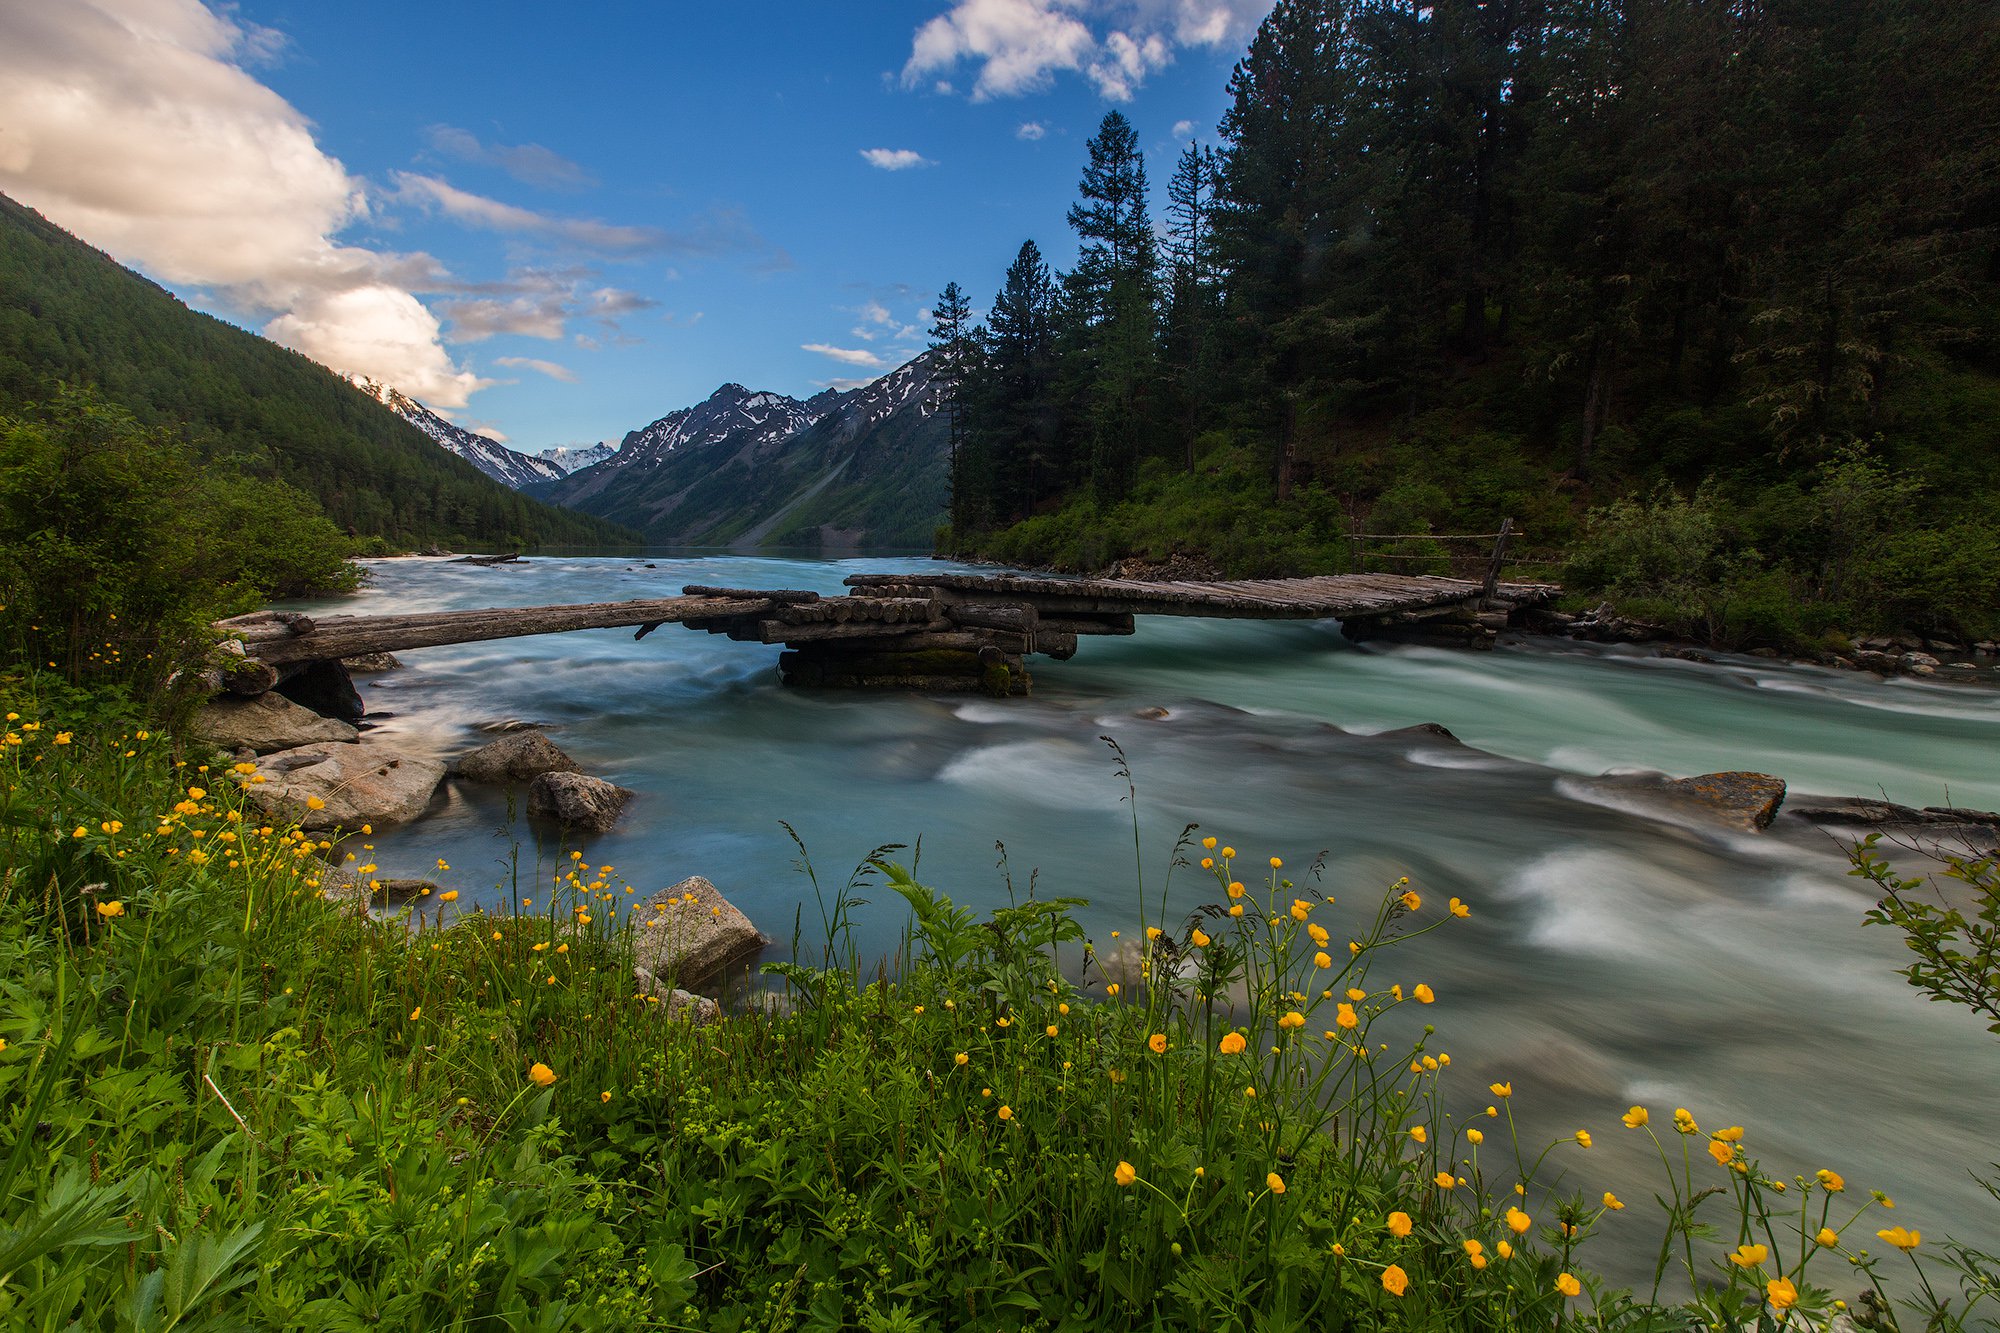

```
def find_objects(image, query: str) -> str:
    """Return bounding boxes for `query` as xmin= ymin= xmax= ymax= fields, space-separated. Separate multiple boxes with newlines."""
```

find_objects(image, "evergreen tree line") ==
xmin=931 ymin=0 xmax=2000 ymax=594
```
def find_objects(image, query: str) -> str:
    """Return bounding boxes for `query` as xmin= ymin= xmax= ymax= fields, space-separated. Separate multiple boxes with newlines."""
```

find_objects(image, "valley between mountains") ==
xmin=365 ymin=351 xmax=948 ymax=550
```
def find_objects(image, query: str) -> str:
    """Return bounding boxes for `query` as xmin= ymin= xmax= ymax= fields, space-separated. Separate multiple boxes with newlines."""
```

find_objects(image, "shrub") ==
xmin=0 ymin=389 xmax=357 ymax=690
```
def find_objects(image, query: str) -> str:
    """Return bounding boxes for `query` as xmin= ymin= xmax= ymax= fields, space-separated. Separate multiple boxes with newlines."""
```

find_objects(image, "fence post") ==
xmin=1482 ymin=517 xmax=1514 ymax=601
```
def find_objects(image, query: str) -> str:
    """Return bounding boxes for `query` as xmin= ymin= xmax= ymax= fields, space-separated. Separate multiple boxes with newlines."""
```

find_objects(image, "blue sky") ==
xmin=0 ymin=0 xmax=1269 ymax=449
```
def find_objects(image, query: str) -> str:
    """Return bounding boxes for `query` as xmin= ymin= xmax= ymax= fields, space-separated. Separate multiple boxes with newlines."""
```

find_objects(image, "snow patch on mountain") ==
xmin=351 ymin=376 xmax=566 ymax=489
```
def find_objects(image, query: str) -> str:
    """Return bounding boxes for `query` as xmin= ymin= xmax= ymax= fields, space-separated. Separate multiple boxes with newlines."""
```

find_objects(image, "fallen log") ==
xmin=236 ymin=595 xmax=773 ymax=665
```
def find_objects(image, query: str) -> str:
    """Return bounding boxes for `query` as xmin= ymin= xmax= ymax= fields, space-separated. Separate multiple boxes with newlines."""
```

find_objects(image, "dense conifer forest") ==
xmin=0 ymin=195 xmax=634 ymax=551
xmin=936 ymin=0 xmax=2000 ymax=645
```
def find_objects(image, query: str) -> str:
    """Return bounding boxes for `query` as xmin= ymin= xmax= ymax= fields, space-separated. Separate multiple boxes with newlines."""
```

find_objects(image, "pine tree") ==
xmin=1067 ymin=111 xmax=1162 ymax=502
xmin=971 ymin=242 xmax=1059 ymax=523
xmin=1164 ymin=143 xmax=1223 ymax=470
xmin=928 ymin=281 xmax=977 ymax=535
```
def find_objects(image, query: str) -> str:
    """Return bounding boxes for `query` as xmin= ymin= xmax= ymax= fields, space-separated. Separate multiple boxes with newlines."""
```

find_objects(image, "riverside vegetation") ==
xmin=3 ymin=689 xmax=1998 ymax=1329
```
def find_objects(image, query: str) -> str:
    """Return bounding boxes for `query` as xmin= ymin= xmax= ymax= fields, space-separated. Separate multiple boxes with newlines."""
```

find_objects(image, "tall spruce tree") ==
xmin=928 ymin=281 xmax=978 ymax=535
xmin=971 ymin=241 xmax=1059 ymax=523
xmin=1067 ymin=111 xmax=1162 ymax=502
xmin=1164 ymin=143 xmax=1223 ymax=470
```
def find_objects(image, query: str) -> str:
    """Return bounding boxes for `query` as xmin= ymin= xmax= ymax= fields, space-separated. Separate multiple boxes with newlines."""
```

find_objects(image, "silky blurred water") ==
xmin=296 ymin=553 xmax=2000 ymax=1279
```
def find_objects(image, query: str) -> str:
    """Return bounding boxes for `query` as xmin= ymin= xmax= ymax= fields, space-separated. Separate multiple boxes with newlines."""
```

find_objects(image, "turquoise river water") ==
xmin=303 ymin=554 xmax=2000 ymax=1279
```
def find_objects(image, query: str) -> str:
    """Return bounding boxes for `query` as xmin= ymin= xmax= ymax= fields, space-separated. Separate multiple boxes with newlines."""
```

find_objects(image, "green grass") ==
xmin=0 ymin=686 xmax=1989 ymax=1330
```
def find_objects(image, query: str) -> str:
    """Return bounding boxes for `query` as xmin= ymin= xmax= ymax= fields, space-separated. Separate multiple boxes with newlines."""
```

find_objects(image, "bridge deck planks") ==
xmin=224 ymin=572 xmax=1558 ymax=667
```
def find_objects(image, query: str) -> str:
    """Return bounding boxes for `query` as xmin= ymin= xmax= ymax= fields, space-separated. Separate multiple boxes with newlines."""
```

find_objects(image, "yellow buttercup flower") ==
xmin=96 ymin=900 xmax=125 ymax=919
xmin=1218 ymin=1031 xmax=1247 ymax=1055
xmin=1817 ymin=1168 xmax=1845 ymax=1193
xmin=1290 ymin=898 xmax=1311 ymax=921
xmin=1278 ymin=1010 xmax=1305 ymax=1030
xmin=1221 ymin=846 xmax=1235 ymax=859
xmin=1555 ymin=1273 xmax=1581 ymax=1298
xmin=409 ymin=1006 xmax=421 ymax=1021
xmin=997 ymin=1105 xmax=1013 ymax=1121
xmin=1312 ymin=950 xmax=1332 ymax=968
xmin=1489 ymin=1082 xmax=1512 ymax=1098
xmin=1729 ymin=1244 xmax=1769 ymax=1268
xmin=1335 ymin=1003 xmax=1358 ymax=1029
xmin=1413 ymin=984 xmax=1435 ymax=1004
xmin=1622 ymin=1106 xmax=1649 ymax=1128
xmin=1505 ymin=1207 xmax=1531 ymax=1234
xmin=1432 ymin=1171 xmax=1456 ymax=1190
xmin=1387 ymin=1211 xmax=1412 ymax=1238
xmin=954 ymin=1052 xmax=968 ymax=1066
xmin=1466 ymin=1128 xmax=1484 ymax=1145
xmin=1409 ymin=1125 xmax=1427 ymax=1144
xmin=1306 ymin=922 xmax=1329 ymax=946
xmin=1602 ymin=1192 xmax=1624 ymax=1210
xmin=1575 ymin=1130 xmax=1592 ymax=1148
xmin=1201 ymin=836 xmax=1216 ymax=850
xmin=1495 ymin=1240 xmax=1513 ymax=1260
xmin=1227 ymin=880 xmax=1245 ymax=899
xmin=1767 ymin=1278 xmax=1798 ymax=1310
xmin=1114 ymin=1161 xmax=1137 ymax=1186
xmin=1381 ymin=1265 xmax=1409 ymax=1296
xmin=600 ymin=1091 xmax=613 ymax=1103
xmin=439 ymin=890 xmax=459 ymax=902
xmin=1673 ymin=1107 xmax=1698 ymax=1135
xmin=1266 ymin=1172 xmax=1285 ymax=1195
xmin=528 ymin=1062 xmax=556 ymax=1087
xmin=1148 ymin=1032 xmax=1168 ymax=1054
xmin=1190 ymin=928 xmax=1210 ymax=947
xmin=1877 ymin=1226 xmax=1921 ymax=1251
xmin=1463 ymin=1239 xmax=1487 ymax=1268
xmin=1816 ymin=1227 xmax=1838 ymax=1248
xmin=1400 ymin=890 xmax=1421 ymax=911
xmin=1708 ymin=1139 xmax=1734 ymax=1165
xmin=1449 ymin=896 xmax=1470 ymax=917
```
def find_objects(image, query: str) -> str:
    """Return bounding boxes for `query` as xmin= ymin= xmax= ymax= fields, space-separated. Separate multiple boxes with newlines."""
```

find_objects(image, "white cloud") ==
xmin=1016 ymin=121 xmax=1047 ymax=140
xmin=1172 ymin=118 xmax=1196 ymax=137
xmin=905 ymin=0 xmax=1269 ymax=100
xmin=0 ymin=0 xmax=490 ymax=407
xmin=802 ymin=343 xmax=889 ymax=369
xmin=393 ymin=173 xmax=669 ymax=253
xmin=494 ymin=356 xmax=578 ymax=382
xmin=423 ymin=125 xmax=596 ymax=190
xmin=859 ymin=148 xmax=936 ymax=171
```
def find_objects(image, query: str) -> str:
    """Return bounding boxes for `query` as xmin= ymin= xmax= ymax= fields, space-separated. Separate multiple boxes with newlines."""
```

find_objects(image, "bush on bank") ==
xmin=0 ymin=688 xmax=1994 ymax=1330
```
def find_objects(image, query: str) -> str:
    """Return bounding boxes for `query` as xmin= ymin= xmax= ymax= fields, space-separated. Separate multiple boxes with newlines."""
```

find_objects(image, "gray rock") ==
xmin=1851 ymin=650 xmax=1899 ymax=673
xmin=526 ymin=771 xmax=632 ymax=833
xmin=629 ymin=978 xmax=722 ymax=1024
xmin=1902 ymin=651 xmax=1941 ymax=669
xmin=194 ymin=692 xmax=358 ymax=754
xmin=631 ymin=875 xmax=768 ymax=988
xmin=245 ymin=741 xmax=446 ymax=830
xmin=1661 ymin=772 xmax=1787 ymax=831
xmin=341 ymin=652 xmax=402 ymax=672
xmin=275 ymin=660 xmax=364 ymax=723
xmin=455 ymin=731 xmax=581 ymax=784
xmin=1376 ymin=722 xmax=1462 ymax=744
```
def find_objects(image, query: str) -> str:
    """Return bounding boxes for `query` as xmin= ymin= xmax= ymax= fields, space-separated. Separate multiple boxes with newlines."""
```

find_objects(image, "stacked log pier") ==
xmin=217 ymin=571 xmax=1560 ymax=699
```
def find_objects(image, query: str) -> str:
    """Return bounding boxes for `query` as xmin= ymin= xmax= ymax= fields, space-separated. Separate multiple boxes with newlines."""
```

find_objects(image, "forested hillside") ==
xmin=938 ymin=0 xmax=2000 ymax=644
xmin=0 ymin=195 xmax=634 ymax=550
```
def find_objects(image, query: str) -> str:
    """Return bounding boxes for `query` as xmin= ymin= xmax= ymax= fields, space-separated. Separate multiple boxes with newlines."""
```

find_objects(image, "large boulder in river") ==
xmin=455 ymin=731 xmax=581 ymax=784
xmin=195 ymin=692 xmax=358 ymax=754
xmin=246 ymin=741 xmax=446 ymax=830
xmin=527 ymin=771 xmax=632 ymax=833
xmin=1662 ymin=772 xmax=1787 ymax=831
xmin=631 ymin=875 xmax=767 ymax=988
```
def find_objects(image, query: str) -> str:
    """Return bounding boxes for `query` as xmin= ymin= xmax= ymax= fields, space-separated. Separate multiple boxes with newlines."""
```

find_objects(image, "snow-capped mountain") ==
xmin=532 ymin=442 xmax=618 ymax=474
xmin=540 ymin=351 xmax=949 ymax=549
xmin=351 ymin=377 xmax=566 ymax=489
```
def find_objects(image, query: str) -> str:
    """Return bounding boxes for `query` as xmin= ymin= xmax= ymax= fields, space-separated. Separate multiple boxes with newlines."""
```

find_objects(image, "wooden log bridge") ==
xmin=218 ymin=571 xmax=1559 ymax=700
